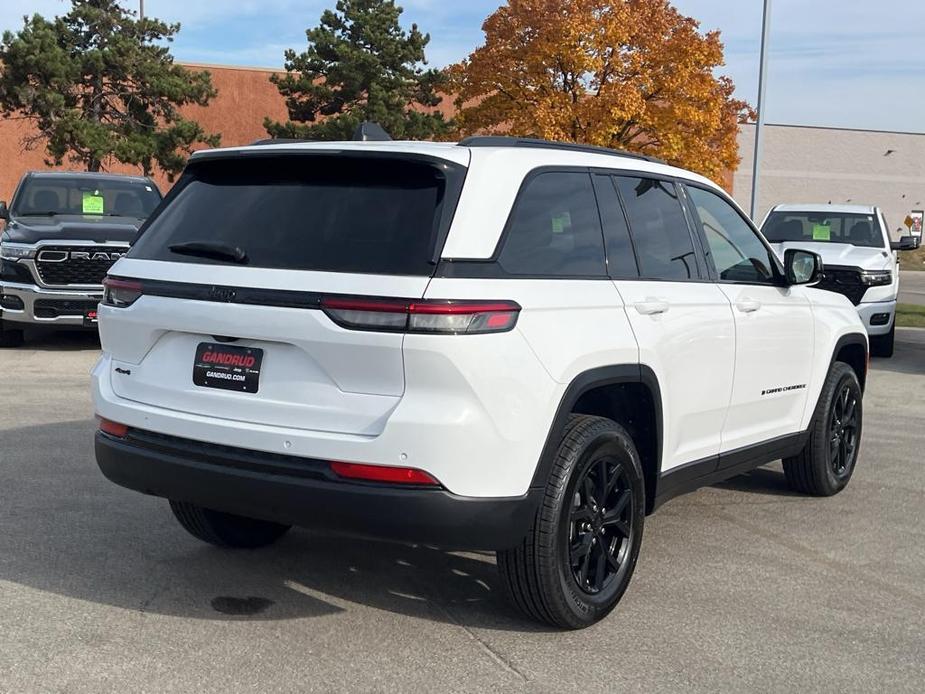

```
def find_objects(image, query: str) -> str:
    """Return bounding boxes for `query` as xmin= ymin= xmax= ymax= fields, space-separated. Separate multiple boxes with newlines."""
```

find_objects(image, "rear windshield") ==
xmin=129 ymin=155 xmax=463 ymax=275
xmin=762 ymin=211 xmax=884 ymax=248
xmin=12 ymin=175 xmax=161 ymax=219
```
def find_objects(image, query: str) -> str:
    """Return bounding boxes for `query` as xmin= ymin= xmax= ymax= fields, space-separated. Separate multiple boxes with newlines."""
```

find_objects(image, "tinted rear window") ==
xmin=130 ymin=155 xmax=462 ymax=275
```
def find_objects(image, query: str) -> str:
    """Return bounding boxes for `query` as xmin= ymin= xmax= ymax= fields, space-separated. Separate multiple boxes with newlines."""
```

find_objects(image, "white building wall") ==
xmin=734 ymin=123 xmax=925 ymax=240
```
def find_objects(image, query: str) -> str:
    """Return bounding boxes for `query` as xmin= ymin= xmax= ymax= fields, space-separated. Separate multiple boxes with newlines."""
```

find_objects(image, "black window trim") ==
xmin=590 ymin=173 xmax=640 ymax=279
xmin=681 ymin=181 xmax=787 ymax=287
xmin=674 ymin=183 xmax=713 ymax=280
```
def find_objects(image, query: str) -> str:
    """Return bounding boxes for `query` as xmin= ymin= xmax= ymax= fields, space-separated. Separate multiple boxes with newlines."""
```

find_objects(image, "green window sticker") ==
xmin=82 ymin=191 xmax=105 ymax=215
xmin=812 ymin=223 xmax=831 ymax=241
xmin=551 ymin=211 xmax=571 ymax=233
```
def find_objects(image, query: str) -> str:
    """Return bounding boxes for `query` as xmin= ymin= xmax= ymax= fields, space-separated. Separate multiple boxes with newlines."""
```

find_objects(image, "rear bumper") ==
xmin=95 ymin=430 xmax=541 ymax=550
xmin=0 ymin=281 xmax=101 ymax=327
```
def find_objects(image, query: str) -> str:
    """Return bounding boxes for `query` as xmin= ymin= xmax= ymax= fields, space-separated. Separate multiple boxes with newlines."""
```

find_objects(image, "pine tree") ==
xmin=0 ymin=0 xmax=219 ymax=178
xmin=265 ymin=0 xmax=448 ymax=141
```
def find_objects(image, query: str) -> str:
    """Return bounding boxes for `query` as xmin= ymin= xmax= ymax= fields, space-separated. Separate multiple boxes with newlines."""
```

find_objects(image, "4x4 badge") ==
xmin=209 ymin=286 xmax=237 ymax=302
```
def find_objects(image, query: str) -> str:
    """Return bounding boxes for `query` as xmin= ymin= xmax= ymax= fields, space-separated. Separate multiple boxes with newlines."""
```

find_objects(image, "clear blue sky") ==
xmin=4 ymin=0 xmax=924 ymax=133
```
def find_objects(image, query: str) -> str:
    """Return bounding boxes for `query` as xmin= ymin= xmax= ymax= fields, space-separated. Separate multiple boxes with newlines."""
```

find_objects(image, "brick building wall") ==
xmin=0 ymin=63 xmax=289 ymax=202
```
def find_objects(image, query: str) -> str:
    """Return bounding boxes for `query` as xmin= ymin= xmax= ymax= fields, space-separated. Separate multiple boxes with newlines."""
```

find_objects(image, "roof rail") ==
xmin=457 ymin=136 xmax=666 ymax=164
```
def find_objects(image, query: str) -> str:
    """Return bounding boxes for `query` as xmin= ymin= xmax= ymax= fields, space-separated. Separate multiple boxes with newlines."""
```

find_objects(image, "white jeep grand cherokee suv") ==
xmin=93 ymin=137 xmax=868 ymax=629
xmin=762 ymin=203 xmax=916 ymax=358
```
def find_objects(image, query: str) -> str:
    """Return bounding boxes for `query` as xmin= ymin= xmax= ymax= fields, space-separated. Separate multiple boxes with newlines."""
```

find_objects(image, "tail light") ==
xmin=102 ymin=276 xmax=143 ymax=307
xmin=330 ymin=461 xmax=440 ymax=486
xmin=101 ymin=276 xmax=521 ymax=335
xmin=321 ymin=298 xmax=520 ymax=334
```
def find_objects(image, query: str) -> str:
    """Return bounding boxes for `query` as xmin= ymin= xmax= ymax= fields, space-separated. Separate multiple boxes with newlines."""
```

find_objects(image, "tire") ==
xmin=169 ymin=500 xmax=291 ymax=548
xmin=870 ymin=323 xmax=894 ymax=358
xmin=0 ymin=320 xmax=24 ymax=348
xmin=783 ymin=362 xmax=863 ymax=496
xmin=497 ymin=415 xmax=645 ymax=629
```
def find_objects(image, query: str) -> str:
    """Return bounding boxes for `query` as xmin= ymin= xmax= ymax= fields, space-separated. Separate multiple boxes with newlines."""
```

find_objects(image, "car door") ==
xmin=603 ymin=174 xmax=736 ymax=473
xmin=683 ymin=184 xmax=814 ymax=455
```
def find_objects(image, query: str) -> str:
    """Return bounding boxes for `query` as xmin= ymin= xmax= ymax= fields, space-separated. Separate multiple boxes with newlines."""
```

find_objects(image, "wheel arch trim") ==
xmin=529 ymin=364 xmax=663 ymax=491
xmin=830 ymin=332 xmax=869 ymax=392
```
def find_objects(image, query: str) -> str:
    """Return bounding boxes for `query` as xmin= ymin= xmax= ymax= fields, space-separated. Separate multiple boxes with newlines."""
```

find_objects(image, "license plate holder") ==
xmin=193 ymin=342 xmax=263 ymax=393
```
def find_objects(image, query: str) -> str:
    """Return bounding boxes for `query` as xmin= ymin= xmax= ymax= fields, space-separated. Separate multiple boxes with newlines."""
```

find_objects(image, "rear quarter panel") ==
xmin=422 ymin=277 xmax=638 ymax=495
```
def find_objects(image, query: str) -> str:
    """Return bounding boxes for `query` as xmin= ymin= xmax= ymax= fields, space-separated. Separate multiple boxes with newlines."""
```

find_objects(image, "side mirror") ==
xmin=0 ymin=201 xmax=8 ymax=221
xmin=784 ymin=248 xmax=823 ymax=285
xmin=891 ymin=235 xmax=920 ymax=251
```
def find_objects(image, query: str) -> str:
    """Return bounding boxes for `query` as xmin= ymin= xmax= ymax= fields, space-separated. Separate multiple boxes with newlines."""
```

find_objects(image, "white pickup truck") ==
xmin=762 ymin=203 xmax=918 ymax=357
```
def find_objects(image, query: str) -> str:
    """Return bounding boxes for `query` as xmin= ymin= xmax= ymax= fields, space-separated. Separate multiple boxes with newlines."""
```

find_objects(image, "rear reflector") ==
xmin=330 ymin=462 xmax=440 ymax=486
xmin=321 ymin=298 xmax=520 ymax=334
xmin=98 ymin=417 xmax=129 ymax=438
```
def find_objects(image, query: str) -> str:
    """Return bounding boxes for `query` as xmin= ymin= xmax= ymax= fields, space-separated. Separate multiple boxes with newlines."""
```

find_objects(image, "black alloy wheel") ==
xmin=783 ymin=361 xmax=863 ymax=497
xmin=829 ymin=383 xmax=859 ymax=478
xmin=567 ymin=456 xmax=635 ymax=595
xmin=497 ymin=415 xmax=645 ymax=629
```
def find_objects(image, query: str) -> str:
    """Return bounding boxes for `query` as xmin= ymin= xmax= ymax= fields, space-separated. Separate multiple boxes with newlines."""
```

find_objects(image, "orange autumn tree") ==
xmin=450 ymin=0 xmax=752 ymax=183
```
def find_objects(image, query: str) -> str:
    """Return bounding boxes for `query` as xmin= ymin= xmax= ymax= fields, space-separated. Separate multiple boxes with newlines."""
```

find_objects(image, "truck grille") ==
xmin=34 ymin=246 xmax=127 ymax=286
xmin=816 ymin=267 xmax=866 ymax=306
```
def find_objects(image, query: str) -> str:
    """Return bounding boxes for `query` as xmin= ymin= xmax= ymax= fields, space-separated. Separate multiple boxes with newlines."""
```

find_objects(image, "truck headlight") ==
xmin=859 ymin=270 xmax=892 ymax=286
xmin=0 ymin=243 xmax=36 ymax=261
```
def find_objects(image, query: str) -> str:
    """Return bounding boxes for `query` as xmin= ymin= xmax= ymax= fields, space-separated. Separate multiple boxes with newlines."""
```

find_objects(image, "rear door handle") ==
xmin=735 ymin=297 xmax=761 ymax=313
xmin=634 ymin=299 xmax=669 ymax=315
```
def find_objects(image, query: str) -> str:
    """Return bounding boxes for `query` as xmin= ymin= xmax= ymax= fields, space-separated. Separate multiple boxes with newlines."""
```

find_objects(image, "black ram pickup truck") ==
xmin=0 ymin=171 xmax=162 ymax=346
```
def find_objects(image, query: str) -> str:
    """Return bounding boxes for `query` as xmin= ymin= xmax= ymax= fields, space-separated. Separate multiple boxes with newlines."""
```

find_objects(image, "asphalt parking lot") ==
xmin=899 ymin=270 xmax=925 ymax=306
xmin=1 ymin=330 xmax=923 ymax=693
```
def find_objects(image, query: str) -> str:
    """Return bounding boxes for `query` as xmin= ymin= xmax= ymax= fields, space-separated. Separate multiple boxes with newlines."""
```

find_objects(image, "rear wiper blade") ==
xmin=168 ymin=241 xmax=249 ymax=264
xmin=17 ymin=211 xmax=59 ymax=217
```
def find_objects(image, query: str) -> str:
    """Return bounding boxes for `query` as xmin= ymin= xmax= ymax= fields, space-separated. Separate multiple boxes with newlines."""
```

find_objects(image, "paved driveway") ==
xmin=1 ymin=330 xmax=923 ymax=693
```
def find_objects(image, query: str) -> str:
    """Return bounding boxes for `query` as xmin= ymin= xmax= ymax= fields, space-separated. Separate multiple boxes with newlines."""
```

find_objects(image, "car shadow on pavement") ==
xmin=711 ymin=464 xmax=802 ymax=497
xmin=18 ymin=329 xmax=101 ymax=351
xmin=0 ymin=418 xmax=552 ymax=633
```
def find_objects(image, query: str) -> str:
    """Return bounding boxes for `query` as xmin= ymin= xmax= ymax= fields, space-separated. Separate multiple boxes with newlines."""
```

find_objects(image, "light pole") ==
xmin=750 ymin=0 xmax=771 ymax=220
xmin=139 ymin=0 xmax=144 ymax=20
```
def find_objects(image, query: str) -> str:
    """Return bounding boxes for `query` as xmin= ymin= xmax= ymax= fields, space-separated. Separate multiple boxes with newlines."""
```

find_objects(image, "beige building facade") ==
xmin=734 ymin=123 xmax=925 ymax=239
